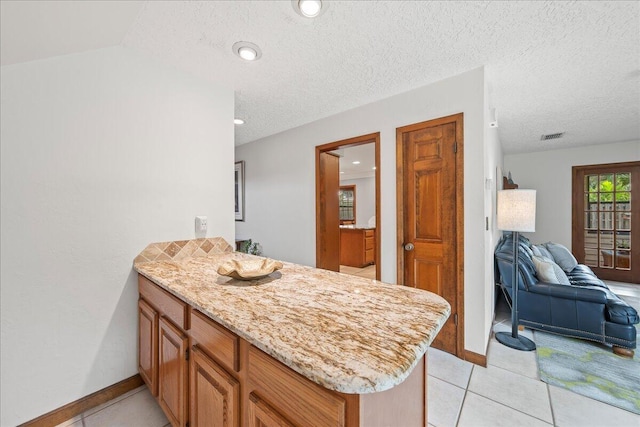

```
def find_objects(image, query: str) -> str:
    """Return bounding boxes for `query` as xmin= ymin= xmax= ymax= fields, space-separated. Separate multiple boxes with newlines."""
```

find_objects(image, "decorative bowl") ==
xmin=217 ymin=258 xmax=283 ymax=280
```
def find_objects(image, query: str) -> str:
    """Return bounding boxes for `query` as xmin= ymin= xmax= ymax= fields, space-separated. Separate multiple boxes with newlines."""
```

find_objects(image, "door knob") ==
xmin=404 ymin=243 xmax=415 ymax=251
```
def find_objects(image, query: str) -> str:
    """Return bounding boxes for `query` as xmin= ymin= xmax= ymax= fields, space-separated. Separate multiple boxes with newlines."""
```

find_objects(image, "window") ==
xmin=339 ymin=185 xmax=356 ymax=225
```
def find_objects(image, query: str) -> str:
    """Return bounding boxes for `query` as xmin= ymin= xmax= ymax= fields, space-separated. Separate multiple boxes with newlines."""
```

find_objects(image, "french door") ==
xmin=572 ymin=161 xmax=639 ymax=284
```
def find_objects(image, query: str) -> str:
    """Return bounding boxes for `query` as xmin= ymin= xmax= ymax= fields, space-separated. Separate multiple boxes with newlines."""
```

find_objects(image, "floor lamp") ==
xmin=495 ymin=189 xmax=537 ymax=351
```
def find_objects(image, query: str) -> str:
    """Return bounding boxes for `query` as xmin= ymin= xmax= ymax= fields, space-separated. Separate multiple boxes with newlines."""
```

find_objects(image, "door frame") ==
xmin=396 ymin=113 xmax=465 ymax=358
xmin=571 ymin=161 xmax=639 ymax=283
xmin=315 ymin=133 xmax=381 ymax=280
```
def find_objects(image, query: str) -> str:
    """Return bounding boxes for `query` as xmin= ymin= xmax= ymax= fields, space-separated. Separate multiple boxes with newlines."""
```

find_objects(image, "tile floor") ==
xmin=55 ymin=385 xmax=169 ymax=427
xmin=57 ymin=281 xmax=640 ymax=427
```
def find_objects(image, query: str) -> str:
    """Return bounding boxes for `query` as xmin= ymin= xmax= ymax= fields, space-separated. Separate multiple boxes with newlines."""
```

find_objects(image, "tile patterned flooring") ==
xmin=57 ymin=281 xmax=640 ymax=427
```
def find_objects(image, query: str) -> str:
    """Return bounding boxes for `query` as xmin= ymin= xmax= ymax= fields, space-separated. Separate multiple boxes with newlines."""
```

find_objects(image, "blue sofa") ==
xmin=495 ymin=233 xmax=639 ymax=356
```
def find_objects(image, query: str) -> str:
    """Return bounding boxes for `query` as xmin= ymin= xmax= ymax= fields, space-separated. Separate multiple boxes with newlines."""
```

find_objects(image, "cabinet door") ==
xmin=190 ymin=346 xmax=239 ymax=427
xmin=159 ymin=317 xmax=189 ymax=427
xmin=248 ymin=346 xmax=346 ymax=426
xmin=138 ymin=299 xmax=158 ymax=396
xmin=248 ymin=393 xmax=295 ymax=427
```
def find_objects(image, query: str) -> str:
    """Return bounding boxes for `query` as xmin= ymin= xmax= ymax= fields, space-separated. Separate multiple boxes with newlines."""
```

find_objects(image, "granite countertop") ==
xmin=134 ymin=238 xmax=450 ymax=394
xmin=339 ymin=225 xmax=376 ymax=230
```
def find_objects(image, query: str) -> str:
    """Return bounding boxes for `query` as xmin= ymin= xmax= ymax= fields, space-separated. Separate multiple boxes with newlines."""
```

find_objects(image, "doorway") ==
xmin=572 ymin=161 xmax=639 ymax=284
xmin=316 ymin=133 xmax=381 ymax=281
xmin=396 ymin=113 xmax=464 ymax=357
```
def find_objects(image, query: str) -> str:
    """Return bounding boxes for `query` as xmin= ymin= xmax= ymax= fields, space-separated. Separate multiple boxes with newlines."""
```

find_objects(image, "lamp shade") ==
xmin=497 ymin=190 xmax=536 ymax=232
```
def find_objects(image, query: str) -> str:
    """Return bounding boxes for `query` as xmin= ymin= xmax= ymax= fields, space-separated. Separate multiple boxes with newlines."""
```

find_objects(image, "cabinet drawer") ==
xmin=364 ymin=229 xmax=374 ymax=237
xmin=365 ymin=249 xmax=374 ymax=263
xmin=248 ymin=346 xmax=346 ymax=427
xmin=139 ymin=275 xmax=187 ymax=330
xmin=365 ymin=237 xmax=374 ymax=250
xmin=190 ymin=310 xmax=239 ymax=373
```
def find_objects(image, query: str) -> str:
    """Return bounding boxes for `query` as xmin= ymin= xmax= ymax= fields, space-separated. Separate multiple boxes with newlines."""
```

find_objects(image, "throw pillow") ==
xmin=535 ymin=244 xmax=554 ymax=260
xmin=544 ymin=242 xmax=578 ymax=273
xmin=520 ymin=242 xmax=534 ymax=259
xmin=531 ymin=245 xmax=542 ymax=257
xmin=532 ymin=255 xmax=571 ymax=286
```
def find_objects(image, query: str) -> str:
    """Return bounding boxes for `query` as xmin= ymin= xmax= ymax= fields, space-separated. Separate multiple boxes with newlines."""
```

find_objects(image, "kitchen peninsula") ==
xmin=134 ymin=237 xmax=450 ymax=427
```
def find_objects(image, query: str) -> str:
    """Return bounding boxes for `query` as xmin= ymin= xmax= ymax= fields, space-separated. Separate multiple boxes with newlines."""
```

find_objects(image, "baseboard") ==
xmin=464 ymin=349 xmax=487 ymax=367
xmin=463 ymin=323 xmax=492 ymax=367
xmin=19 ymin=374 xmax=143 ymax=427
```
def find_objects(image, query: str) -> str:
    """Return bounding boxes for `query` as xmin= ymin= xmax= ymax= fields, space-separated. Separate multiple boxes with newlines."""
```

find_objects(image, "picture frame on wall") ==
xmin=235 ymin=161 xmax=245 ymax=221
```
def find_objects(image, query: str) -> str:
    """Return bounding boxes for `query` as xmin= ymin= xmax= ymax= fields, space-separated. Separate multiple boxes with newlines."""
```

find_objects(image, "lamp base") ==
xmin=495 ymin=331 xmax=536 ymax=351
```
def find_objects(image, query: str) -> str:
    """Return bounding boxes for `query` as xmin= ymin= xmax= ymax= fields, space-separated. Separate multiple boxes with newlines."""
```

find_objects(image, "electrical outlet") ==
xmin=195 ymin=216 xmax=207 ymax=233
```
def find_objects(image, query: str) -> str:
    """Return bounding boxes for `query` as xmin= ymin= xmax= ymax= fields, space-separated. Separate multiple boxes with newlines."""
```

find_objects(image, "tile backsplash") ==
xmin=134 ymin=237 xmax=233 ymax=265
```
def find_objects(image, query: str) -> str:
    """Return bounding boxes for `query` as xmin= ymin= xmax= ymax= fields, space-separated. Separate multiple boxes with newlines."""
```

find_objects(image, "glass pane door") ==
xmin=583 ymin=172 xmax=631 ymax=271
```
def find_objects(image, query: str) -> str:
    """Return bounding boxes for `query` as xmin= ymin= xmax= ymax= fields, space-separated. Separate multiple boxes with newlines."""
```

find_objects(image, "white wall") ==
xmin=483 ymin=80 xmax=504 ymax=351
xmin=0 ymin=47 xmax=235 ymax=426
xmin=504 ymin=140 xmax=640 ymax=249
xmin=236 ymin=67 xmax=490 ymax=356
xmin=340 ymin=177 xmax=375 ymax=226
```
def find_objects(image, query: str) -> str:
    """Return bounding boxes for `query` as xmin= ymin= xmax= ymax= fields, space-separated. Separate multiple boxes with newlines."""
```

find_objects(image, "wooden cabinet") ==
xmin=139 ymin=276 xmax=189 ymax=427
xmin=190 ymin=346 xmax=239 ymax=427
xmin=159 ymin=317 xmax=189 ymax=427
xmin=138 ymin=299 xmax=158 ymax=396
xmin=340 ymin=228 xmax=376 ymax=268
xmin=248 ymin=346 xmax=347 ymax=427
xmin=139 ymin=274 xmax=427 ymax=427
xmin=247 ymin=393 xmax=295 ymax=427
xmin=190 ymin=309 xmax=239 ymax=374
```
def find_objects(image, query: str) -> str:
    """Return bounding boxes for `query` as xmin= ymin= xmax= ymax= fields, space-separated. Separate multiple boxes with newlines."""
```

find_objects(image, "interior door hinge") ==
xmin=185 ymin=348 xmax=190 ymax=361
xmin=454 ymin=313 xmax=458 ymax=325
xmin=454 ymin=142 xmax=457 ymax=153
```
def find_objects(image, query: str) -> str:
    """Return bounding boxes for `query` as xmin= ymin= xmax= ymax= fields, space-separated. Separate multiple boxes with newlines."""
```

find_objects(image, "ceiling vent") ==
xmin=540 ymin=132 xmax=565 ymax=141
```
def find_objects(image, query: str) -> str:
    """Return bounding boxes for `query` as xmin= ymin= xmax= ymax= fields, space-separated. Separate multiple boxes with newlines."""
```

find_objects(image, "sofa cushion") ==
xmin=566 ymin=265 xmax=607 ymax=288
xmin=532 ymin=255 xmax=571 ymax=286
xmin=544 ymin=242 xmax=579 ymax=273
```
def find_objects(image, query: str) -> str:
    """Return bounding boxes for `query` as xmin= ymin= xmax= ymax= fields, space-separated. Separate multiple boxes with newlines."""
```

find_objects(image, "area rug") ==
xmin=534 ymin=328 xmax=640 ymax=414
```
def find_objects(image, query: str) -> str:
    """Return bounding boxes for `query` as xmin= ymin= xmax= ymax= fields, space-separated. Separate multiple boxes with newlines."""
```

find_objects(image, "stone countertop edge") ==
xmin=134 ymin=252 xmax=450 ymax=395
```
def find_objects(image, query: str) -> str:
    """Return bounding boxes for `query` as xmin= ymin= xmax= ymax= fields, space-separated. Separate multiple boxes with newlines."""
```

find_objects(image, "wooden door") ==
xmin=572 ymin=162 xmax=639 ymax=283
xmin=397 ymin=114 xmax=463 ymax=356
xmin=190 ymin=346 xmax=239 ymax=427
xmin=138 ymin=299 xmax=158 ymax=396
xmin=159 ymin=317 xmax=189 ymax=427
xmin=247 ymin=393 xmax=295 ymax=427
xmin=316 ymin=152 xmax=340 ymax=271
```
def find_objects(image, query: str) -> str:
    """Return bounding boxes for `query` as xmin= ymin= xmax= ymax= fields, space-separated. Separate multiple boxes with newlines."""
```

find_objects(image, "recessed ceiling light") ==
xmin=352 ymin=161 xmax=360 ymax=165
xmin=234 ymin=118 xmax=245 ymax=125
xmin=232 ymin=41 xmax=262 ymax=61
xmin=340 ymin=171 xmax=345 ymax=174
xmin=372 ymin=166 xmax=377 ymax=170
xmin=292 ymin=0 xmax=327 ymax=18
xmin=299 ymin=0 xmax=322 ymax=17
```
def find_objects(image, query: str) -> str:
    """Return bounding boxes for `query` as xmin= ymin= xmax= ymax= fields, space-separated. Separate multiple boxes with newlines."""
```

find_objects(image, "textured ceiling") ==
xmin=2 ymin=1 xmax=638 ymax=153
xmin=122 ymin=1 xmax=639 ymax=152
xmin=0 ymin=1 xmax=143 ymax=66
